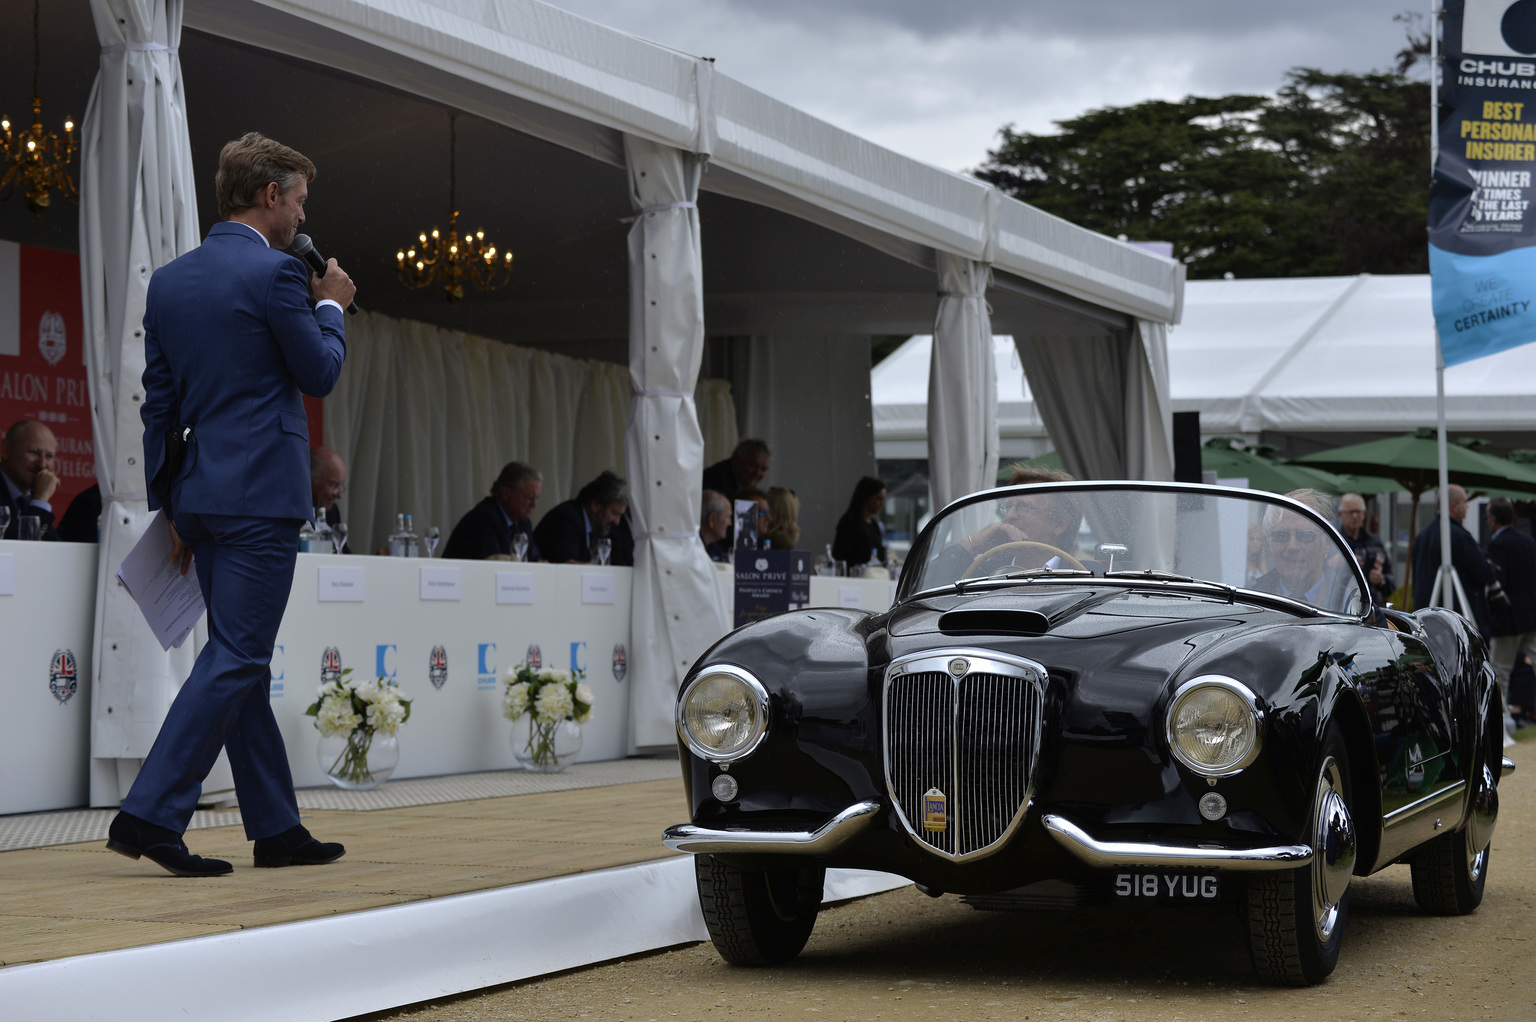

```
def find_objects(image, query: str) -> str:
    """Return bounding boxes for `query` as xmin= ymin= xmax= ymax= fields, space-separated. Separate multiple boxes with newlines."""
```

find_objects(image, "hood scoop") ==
xmin=938 ymin=608 xmax=1050 ymax=636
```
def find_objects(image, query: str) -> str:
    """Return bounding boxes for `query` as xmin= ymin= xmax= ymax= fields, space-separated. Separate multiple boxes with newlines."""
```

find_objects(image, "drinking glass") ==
xmin=425 ymin=526 xmax=441 ymax=557
xmin=813 ymin=553 xmax=834 ymax=577
xmin=0 ymin=506 xmax=11 ymax=538
xmin=593 ymin=536 xmax=612 ymax=566
xmin=19 ymin=515 xmax=43 ymax=541
xmin=330 ymin=523 xmax=349 ymax=555
xmin=511 ymin=532 xmax=529 ymax=562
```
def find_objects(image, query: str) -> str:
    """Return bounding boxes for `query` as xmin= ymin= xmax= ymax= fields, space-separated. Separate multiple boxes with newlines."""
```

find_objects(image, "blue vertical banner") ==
xmin=1430 ymin=0 xmax=1536 ymax=365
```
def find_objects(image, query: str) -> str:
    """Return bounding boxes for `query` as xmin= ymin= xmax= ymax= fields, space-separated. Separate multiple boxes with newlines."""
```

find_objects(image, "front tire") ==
xmin=695 ymin=855 xmax=824 ymax=965
xmin=1246 ymin=729 xmax=1356 ymax=986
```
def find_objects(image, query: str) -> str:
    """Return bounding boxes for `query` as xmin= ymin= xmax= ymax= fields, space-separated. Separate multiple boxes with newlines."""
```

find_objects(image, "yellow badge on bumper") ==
xmin=922 ymin=788 xmax=947 ymax=832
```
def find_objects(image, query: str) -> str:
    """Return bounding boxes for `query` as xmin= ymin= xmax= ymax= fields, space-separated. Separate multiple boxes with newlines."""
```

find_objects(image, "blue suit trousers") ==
xmin=122 ymin=513 xmax=302 ymax=840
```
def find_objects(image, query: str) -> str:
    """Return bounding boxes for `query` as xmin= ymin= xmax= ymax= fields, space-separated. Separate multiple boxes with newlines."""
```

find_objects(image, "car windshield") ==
xmin=905 ymin=484 xmax=1368 ymax=616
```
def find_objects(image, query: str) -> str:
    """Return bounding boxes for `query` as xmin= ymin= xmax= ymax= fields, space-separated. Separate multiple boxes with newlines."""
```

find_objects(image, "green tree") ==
xmin=975 ymin=68 xmax=1429 ymax=279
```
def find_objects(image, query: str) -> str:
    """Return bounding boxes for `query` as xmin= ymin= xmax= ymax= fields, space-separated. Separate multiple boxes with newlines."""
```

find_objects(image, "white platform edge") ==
xmin=0 ymin=858 xmax=908 ymax=1022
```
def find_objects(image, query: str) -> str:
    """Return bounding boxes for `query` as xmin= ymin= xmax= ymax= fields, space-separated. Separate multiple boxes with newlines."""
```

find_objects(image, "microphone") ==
xmin=290 ymin=234 xmax=358 ymax=315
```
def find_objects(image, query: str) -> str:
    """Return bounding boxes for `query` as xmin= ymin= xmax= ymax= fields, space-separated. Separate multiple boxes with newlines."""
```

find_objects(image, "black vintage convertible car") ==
xmin=664 ymin=482 xmax=1512 ymax=985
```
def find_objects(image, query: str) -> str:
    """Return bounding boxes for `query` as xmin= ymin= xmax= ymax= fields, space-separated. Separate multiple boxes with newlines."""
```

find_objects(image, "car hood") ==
xmin=882 ymin=584 xmax=1292 ymax=687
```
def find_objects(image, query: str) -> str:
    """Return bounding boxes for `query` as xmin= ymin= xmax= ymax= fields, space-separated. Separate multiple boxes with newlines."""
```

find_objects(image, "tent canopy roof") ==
xmin=182 ymin=0 xmax=1181 ymax=324
xmin=874 ymin=274 xmax=1536 ymax=444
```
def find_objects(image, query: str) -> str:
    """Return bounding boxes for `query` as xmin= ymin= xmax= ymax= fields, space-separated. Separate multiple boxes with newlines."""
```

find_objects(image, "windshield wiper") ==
xmin=955 ymin=566 xmax=1093 ymax=590
xmin=1102 ymin=569 xmax=1237 ymax=601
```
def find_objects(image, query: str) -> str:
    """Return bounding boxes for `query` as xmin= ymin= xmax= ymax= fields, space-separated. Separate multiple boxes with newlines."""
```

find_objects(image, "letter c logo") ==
xmin=376 ymin=644 xmax=397 ymax=679
xmin=478 ymin=643 xmax=497 ymax=675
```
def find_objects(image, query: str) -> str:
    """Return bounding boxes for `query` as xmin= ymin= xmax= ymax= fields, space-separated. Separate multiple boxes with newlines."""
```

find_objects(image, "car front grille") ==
xmin=883 ymin=653 xmax=1047 ymax=860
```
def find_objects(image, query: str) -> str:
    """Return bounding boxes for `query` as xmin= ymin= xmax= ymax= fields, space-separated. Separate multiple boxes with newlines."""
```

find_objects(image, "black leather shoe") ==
xmin=106 ymin=812 xmax=233 ymax=877
xmin=253 ymin=825 xmax=345 ymax=867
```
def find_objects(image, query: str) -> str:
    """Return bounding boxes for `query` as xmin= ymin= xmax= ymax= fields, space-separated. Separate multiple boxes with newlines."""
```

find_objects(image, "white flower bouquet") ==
xmin=305 ymin=668 xmax=412 ymax=786
xmin=502 ymin=663 xmax=592 ymax=768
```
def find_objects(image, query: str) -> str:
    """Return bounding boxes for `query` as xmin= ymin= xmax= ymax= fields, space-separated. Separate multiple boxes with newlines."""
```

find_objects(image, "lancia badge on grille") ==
xmin=948 ymin=658 xmax=969 ymax=678
xmin=923 ymin=788 xmax=948 ymax=832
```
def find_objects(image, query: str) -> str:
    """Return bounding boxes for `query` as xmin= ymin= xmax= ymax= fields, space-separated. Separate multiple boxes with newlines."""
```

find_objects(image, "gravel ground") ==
xmin=367 ymin=735 xmax=1535 ymax=1022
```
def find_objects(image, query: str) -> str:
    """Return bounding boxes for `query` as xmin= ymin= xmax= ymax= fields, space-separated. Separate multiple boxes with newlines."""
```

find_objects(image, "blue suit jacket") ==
xmin=141 ymin=222 xmax=346 ymax=520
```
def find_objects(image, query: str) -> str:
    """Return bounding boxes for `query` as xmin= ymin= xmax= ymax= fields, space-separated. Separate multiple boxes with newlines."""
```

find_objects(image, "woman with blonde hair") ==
xmin=764 ymin=486 xmax=801 ymax=550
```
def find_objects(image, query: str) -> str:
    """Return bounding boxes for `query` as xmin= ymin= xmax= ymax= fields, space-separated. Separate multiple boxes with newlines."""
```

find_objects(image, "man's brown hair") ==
xmin=215 ymin=133 xmax=316 ymax=220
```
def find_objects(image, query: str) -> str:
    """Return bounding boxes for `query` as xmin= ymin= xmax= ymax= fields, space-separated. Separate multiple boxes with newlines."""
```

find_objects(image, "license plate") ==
xmin=1113 ymin=871 xmax=1220 ymax=902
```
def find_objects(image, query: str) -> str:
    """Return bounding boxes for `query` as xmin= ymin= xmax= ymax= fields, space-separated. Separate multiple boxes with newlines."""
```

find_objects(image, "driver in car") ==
xmin=927 ymin=467 xmax=1088 ymax=581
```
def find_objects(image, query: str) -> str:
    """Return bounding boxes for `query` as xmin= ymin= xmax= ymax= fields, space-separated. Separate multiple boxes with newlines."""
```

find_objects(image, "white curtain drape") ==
xmin=927 ymin=253 xmax=999 ymax=509
xmin=622 ymin=134 xmax=731 ymax=751
xmin=1013 ymin=321 xmax=1174 ymax=482
xmin=80 ymin=0 xmax=209 ymax=806
xmin=324 ymin=310 xmax=735 ymax=555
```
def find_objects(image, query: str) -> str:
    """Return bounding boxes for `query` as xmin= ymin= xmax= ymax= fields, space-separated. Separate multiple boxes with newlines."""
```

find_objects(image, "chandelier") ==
xmin=1 ymin=0 xmax=77 ymax=216
xmin=397 ymin=112 xmax=513 ymax=301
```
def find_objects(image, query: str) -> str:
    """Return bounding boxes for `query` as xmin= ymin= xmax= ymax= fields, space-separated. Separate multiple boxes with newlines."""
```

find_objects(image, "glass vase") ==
xmin=317 ymin=730 xmax=399 ymax=790
xmin=512 ymin=716 xmax=583 ymax=773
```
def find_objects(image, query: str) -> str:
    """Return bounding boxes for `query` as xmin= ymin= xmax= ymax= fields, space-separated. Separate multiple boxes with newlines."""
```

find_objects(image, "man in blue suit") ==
xmin=107 ymin=133 xmax=356 ymax=877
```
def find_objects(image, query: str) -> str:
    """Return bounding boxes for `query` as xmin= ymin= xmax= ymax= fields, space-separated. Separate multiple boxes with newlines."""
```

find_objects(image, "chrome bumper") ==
xmin=663 ymin=801 xmax=882 ymax=855
xmin=1043 ymin=814 xmax=1313 ymax=871
xmin=1503 ymin=755 xmax=1517 ymax=778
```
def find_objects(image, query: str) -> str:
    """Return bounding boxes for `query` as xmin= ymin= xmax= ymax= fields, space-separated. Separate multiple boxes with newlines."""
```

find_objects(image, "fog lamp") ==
xmin=711 ymin=773 xmax=740 ymax=802
xmin=1167 ymin=676 xmax=1261 ymax=777
xmin=678 ymin=666 xmax=769 ymax=762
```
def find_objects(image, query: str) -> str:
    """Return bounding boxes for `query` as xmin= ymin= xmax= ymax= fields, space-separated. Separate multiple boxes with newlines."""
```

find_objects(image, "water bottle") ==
xmin=388 ymin=513 xmax=409 ymax=557
xmin=298 ymin=516 xmax=319 ymax=553
xmin=403 ymin=513 xmax=421 ymax=558
xmin=312 ymin=508 xmax=334 ymax=554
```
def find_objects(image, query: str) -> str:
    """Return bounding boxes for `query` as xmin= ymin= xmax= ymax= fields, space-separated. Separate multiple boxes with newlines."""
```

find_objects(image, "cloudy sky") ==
xmin=548 ymin=0 xmax=1427 ymax=173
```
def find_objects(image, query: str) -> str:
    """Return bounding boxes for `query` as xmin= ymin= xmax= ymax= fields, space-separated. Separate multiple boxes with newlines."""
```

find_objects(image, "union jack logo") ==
xmin=320 ymin=646 xmax=343 ymax=686
xmin=49 ymin=649 xmax=78 ymax=704
xmin=429 ymin=645 xmax=448 ymax=690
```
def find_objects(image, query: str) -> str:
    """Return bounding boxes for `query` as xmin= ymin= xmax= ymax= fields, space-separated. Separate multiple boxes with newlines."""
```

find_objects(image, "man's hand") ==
xmin=312 ymin=258 xmax=357 ymax=308
xmin=168 ymin=519 xmax=193 ymax=576
xmin=962 ymin=522 xmax=1026 ymax=556
xmin=1368 ymin=566 xmax=1385 ymax=587
xmin=33 ymin=468 xmax=60 ymax=505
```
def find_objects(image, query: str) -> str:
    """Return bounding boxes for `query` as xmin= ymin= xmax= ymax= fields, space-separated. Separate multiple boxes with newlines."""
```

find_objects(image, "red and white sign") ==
xmin=0 ymin=241 xmax=92 ymax=513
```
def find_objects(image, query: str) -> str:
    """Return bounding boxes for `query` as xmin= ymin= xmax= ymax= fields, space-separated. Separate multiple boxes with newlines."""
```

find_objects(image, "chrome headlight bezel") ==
xmin=1165 ymin=675 xmax=1264 ymax=778
xmin=676 ymin=664 xmax=771 ymax=764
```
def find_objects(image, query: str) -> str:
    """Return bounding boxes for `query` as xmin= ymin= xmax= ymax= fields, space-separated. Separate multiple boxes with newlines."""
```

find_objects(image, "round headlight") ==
xmin=678 ymin=666 xmax=769 ymax=762
xmin=1167 ymin=676 xmax=1262 ymax=776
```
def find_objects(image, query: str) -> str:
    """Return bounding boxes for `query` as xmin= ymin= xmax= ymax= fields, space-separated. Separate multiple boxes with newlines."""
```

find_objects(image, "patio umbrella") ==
xmin=1294 ymin=428 xmax=1536 ymax=600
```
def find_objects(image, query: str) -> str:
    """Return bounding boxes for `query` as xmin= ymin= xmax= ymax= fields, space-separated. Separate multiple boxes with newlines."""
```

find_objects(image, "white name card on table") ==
xmin=317 ymin=565 xmax=366 ymax=602
xmin=419 ymin=565 xmax=462 ymax=601
xmin=0 ymin=553 xmax=12 ymax=596
xmin=581 ymin=572 xmax=617 ymax=605
xmin=838 ymin=585 xmax=864 ymax=609
xmin=496 ymin=571 xmax=535 ymax=605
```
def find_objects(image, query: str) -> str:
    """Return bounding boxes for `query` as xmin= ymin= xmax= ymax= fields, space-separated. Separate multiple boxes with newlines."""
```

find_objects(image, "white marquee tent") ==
xmin=2 ymin=0 xmax=1183 ymax=797
xmin=875 ymin=274 xmax=1536 ymax=462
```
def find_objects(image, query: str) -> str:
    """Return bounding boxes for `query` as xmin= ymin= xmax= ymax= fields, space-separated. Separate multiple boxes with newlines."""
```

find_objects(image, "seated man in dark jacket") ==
xmin=1 ymin=419 xmax=63 ymax=540
xmin=534 ymin=470 xmax=634 ymax=566
xmin=443 ymin=461 xmax=543 ymax=561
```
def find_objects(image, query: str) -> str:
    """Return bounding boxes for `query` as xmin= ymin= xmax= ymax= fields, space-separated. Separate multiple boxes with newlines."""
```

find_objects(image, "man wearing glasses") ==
xmin=1337 ymin=493 xmax=1393 ymax=605
xmin=1254 ymin=489 xmax=1340 ymax=608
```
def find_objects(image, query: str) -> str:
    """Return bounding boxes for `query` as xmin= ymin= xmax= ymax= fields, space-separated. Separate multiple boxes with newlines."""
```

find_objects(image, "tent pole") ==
xmin=1434 ymin=327 xmax=1457 ymax=613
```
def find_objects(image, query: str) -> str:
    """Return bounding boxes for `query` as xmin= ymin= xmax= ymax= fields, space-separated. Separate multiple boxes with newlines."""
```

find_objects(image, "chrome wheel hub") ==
xmin=1311 ymin=757 xmax=1355 ymax=942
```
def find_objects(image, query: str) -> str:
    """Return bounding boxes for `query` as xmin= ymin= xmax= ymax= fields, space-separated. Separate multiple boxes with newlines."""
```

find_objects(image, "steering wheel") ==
xmin=962 ymin=540 xmax=1087 ymax=579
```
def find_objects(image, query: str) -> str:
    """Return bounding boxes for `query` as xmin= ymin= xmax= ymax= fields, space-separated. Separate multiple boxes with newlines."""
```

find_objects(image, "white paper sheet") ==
xmin=115 ymin=510 xmax=205 ymax=650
